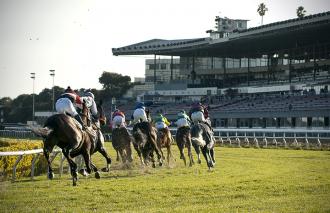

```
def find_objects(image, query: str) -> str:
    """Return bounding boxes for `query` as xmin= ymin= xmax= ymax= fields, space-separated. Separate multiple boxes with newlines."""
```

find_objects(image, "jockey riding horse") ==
xmin=189 ymin=103 xmax=216 ymax=170
xmin=31 ymin=89 xmax=111 ymax=186
xmin=132 ymin=102 xmax=163 ymax=167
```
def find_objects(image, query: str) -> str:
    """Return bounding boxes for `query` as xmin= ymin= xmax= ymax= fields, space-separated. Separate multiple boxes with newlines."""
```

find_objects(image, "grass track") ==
xmin=0 ymin=142 xmax=330 ymax=212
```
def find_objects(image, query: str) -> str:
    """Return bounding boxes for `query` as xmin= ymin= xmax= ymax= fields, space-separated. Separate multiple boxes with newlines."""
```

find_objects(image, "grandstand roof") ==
xmin=112 ymin=11 xmax=330 ymax=58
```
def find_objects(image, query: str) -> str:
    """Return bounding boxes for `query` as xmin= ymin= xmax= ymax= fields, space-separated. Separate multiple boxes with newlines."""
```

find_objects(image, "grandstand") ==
xmin=112 ymin=11 xmax=330 ymax=129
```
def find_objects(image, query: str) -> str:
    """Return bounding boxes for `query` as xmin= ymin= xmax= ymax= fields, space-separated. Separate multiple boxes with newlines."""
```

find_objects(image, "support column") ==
xmin=313 ymin=45 xmax=317 ymax=81
xmin=154 ymin=54 xmax=157 ymax=84
xmin=247 ymin=57 xmax=250 ymax=86
xmin=170 ymin=56 xmax=173 ymax=81
xmin=222 ymin=58 xmax=226 ymax=87
xmin=289 ymin=57 xmax=292 ymax=83
xmin=267 ymin=54 xmax=270 ymax=84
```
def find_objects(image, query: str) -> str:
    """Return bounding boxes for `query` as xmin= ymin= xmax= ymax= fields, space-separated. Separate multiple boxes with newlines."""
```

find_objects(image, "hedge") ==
xmin=0 ymin=138 xmax=47 ymax=180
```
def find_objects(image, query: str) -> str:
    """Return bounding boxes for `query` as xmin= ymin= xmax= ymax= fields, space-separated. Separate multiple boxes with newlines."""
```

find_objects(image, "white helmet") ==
xmin=85 ymin=91 xmax=94 ymax=99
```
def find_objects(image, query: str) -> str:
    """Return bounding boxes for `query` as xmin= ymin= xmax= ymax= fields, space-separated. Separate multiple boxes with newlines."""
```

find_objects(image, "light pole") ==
xmin=30 ymin=72 xmax=36 ymax=123
xmin=49 ymin=70 xmax=55 ymax=113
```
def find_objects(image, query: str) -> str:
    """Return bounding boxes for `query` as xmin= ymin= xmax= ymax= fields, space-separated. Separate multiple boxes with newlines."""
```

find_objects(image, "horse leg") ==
xmin=149 ymin=150 xmax=156 ymax=168
xmin=152 ymin=140 xmax=163 ymax=167
xmin=126 ymin=145 xmax=133 ymax=163
xmin=43 ymin=145 xmax=55 ymax=179
xmin=193 ymin=143 xmax=201 ymax=164
xmin=62 ymin=147 xmax=78 ymax=186
xmin=187 ymin=142 xmax=194 ymax=167
xmin=116 ymin=150 xmax=120 ymax=161
xmin=90 ymin=161 xmax=101 ymax=179
xmin=201 ymin=146 xmax=213 ymax=170
xmin=179 ymin=147 xmax=186 ymax=166
xmin=119 ymin=149 xmax=126 ymax=164
xmin=210 ymin=148 xmax=216 ymax=165
xmin=98 ymin=146 xmax=112 ymax=172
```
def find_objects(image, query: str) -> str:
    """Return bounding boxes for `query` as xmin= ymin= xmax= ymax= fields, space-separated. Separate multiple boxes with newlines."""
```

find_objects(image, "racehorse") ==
xmin=190 ymin=122 xmax=215 ymax=170
xmin=82 ymin=101 xmax=112 ymax=172
xmin=156 ymin=128 xmax=174 ymax=165
xmin=176 ymin=126 xmax=194 ymax=167
xmin=132 ymin=110 xmax=163 ymax=167
xmin=31 ymin=101 xmax=111 ymax=186
xmin=111 ymin=126 xmax=133 ymax=164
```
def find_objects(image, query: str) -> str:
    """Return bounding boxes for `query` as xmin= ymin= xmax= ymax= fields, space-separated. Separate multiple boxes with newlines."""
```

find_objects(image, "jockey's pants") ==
xmin=55 ymin=98 xmax=78 ymax=116
xmin=112 ymin=115 xmax=125 ymax=129
xmin=133 ymin=108 xmax=148 ymax=123
xmin=191 ymin=111 xmax=205 ymax=124
xmin=176 ymin=118 xmax=190 ymax=128
xmin=155 ymin=121 xmax=167 ymax=130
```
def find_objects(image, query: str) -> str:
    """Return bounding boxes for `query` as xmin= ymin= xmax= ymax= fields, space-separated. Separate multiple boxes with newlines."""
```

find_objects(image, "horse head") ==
xmin=81 ymin=100 xmax=91 ymax=127
xmin=97 ymin=100 xmax=107 ymax=126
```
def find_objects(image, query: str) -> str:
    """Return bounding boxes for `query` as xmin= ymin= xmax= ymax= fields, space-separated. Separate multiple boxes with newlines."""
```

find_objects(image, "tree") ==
xmin=296 ymin=6 xmax=306 ymax=18
xmin=99 ymin=71 xmax=132 ymax=99
xmin=257 ymin=3 xmax=268 ymax=25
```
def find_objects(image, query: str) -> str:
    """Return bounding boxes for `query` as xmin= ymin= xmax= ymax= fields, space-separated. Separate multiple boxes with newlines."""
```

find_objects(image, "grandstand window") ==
xmin=250 ymin=59 xmax=256 ymax=67
xmin=241 ymin=58 xmax=248 ymax=68
xmin=261 ymin=58 xmax=268 ymax=66
xmin=282 ymin=59 xmax=289 ymax=65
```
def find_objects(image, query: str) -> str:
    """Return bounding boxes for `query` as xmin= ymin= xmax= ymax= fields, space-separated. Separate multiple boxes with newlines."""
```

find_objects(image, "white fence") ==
xmin=0 ymin=149 xmax=62 ymax=181
xmin=104 ymin=127 xmax=330 ymax=147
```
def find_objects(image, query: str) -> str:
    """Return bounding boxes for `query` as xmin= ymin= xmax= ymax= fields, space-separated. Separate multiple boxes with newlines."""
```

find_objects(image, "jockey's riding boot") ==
xmin=74 ymin=114 xmax=86 ymax=130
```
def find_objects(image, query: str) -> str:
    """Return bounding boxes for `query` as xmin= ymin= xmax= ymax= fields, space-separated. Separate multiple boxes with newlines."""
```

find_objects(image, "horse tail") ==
xmin=30 ymin=126 xmax=53 ymax=138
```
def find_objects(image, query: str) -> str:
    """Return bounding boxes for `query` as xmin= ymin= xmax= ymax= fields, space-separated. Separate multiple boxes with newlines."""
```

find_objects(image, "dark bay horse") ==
xmin=156 ymin=128 xmax=174 ymax=165
xmin=176 ymin=126 xmax=194 ymax=167
xmin=190 ymin=122 xmax=215 ymax=170
xmin=31 ymin=102 xmax=111 ymax=186
xmin=132 ymin=121 xmax=163 ymax=167
xmin=112 ymin=126 xmax=133 ymax=164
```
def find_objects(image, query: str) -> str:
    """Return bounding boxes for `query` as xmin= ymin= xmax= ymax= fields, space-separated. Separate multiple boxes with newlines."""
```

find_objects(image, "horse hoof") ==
xmin=101 ymin=167 xmax=109 ymax=172
xmin=95 ymin=172 xmax=101 ymax=179
xmin=198 ymin=160 xmax=201 ymax=164
xmin=48 ymin=172 xmax=54 ymax=180
xmin=73 ymin=177 xmax=78 ymax=186
xmin=152 ymin=163 xmax=156 ymax=168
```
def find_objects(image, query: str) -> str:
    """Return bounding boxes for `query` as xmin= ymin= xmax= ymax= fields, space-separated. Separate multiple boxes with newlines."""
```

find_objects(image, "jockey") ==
xmin=176 ymin=110 xmax=191 ymax=128
xmin=189 ymin=102 xmax=212 ymax=128
xmin=132 ymin=102 xmax=148 ymax=123
xmin=112 ymin=109 xmax=126 ymax=129
xmin=81 ymin=90 xmax=98 ymax=123
xmin=154 ymin=113 xmax=170 ymax=130
xmin=189 ymin=102 xmax=213 ymax=143
xmin=55 ymin=86 xmax=86 ymax=129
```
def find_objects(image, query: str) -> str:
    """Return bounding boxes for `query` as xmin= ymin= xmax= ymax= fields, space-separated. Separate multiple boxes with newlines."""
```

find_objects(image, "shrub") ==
xmin=0 ymin=138 xmax=47 ymax=180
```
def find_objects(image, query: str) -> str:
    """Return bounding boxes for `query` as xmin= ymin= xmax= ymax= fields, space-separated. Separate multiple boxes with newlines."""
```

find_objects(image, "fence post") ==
xmin=12 ymin=155 xmax=23 ymax=182
xmin=31 ymin=154 xmax=40 ymax=179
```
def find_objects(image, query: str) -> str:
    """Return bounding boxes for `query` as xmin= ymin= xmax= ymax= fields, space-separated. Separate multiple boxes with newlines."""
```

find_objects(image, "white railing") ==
xmin=104 ymin=127 xmax=330 ymax=148
xmin=0 ymin=149 xmax=62 ymax=181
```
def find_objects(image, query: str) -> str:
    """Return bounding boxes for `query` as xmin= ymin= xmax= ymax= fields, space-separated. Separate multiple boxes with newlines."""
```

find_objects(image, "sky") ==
xmin=0 ymin=0 xmax=329 ymax=99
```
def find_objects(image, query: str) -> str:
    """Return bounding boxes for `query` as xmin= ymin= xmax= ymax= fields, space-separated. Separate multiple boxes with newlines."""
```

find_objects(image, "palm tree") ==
xmin=296 ymin=6 xmax=306 ymax=18
xmin=257 ymin=3 xmax=268 ymax=25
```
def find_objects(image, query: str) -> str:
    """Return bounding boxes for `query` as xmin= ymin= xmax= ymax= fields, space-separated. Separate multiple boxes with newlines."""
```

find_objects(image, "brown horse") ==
xmin=112 ymin=127 xmax=133 ymax=164
xmin=31 ymin=102 xmax=111 ymax=186
xmin=176 ymin=126 xmax=194 ymax=167
xmin=156 ymin=128 xmax=174 ymax=165
xmin=132 ymin=121 xmax=163 ymax=167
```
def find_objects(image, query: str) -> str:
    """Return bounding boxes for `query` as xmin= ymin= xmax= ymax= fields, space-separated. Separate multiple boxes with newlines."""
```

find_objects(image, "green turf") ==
xmin=0 ymin=143 xmax=329 ymax=212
